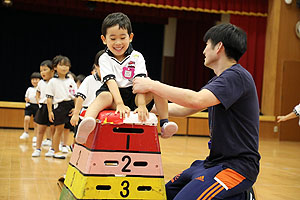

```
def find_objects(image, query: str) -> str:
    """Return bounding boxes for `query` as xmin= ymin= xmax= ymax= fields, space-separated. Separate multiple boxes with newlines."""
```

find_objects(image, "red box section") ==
xmin=84 ymin=124 xmax=160 ymax=152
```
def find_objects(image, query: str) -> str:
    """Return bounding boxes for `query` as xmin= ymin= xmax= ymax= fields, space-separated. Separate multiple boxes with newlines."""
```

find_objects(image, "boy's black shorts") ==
xmin=96 ymin=84 xmax=154 ymax=112
xmin=34 ymin=104 xmax=53 ymax=126
xmin=24 ymin=103 xmax=39 ymax=117
xmin=53 ymin=100 xmax=74 ymax=126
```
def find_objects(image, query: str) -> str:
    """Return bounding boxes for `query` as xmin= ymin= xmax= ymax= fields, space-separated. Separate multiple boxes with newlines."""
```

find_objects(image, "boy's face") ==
xmin=40 ymin=65 xmax=54 ymax=81
xmin=203 ymin=39 xmax=219 ymax=68
xmin=55 ymin=64 xmax=70 ymax=78
xmin=31 ymin=78 xmax=40 ymax=87
xmin=101 ymin=25 xmax=133 ymax=61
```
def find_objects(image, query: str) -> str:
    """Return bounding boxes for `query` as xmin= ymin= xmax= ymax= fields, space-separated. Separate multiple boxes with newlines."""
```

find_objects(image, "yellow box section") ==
xmin=65 ymin=165 xmax=166 ymax=200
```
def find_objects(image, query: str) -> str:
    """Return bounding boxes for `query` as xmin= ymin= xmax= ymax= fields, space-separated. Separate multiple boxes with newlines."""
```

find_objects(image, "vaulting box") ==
xmin=60 ymin=110 xmax=166 ymax=200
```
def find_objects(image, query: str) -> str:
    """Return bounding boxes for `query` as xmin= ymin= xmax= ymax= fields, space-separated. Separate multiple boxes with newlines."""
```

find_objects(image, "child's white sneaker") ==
xmin=53 ymin=152 xmax=66 ymax=159
xmin=161 ymin=122 xmax=178 ymax=139
xmin=59 ymin=143 xmax=63 ymax=151
xmin=45 ymin=149 xmax=55 ymax=157
xmin=32 ymin=136 xmax=37 ymax=143
xmin=32 ymin=136 xmax=37 ymax=147
xmin=61 ymin=146 xmax=69 ymax=153
xmin=20 ymin=132 xmax=29 ymax=139
xmin=75 ymin=117 xmax=96 ymax=144
xmin=42 ymin=139 xmax=52 ymax=146
xmin=32 ymin=149 xmax=41 ymax=157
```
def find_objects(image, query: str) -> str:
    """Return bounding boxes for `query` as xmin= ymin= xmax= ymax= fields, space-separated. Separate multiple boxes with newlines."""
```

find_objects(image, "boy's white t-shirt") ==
xmin=36 ymin=79 xmax=49 ymax=104
xmin=99 ymin=49 xmax=148 ymax=88
xmin=25 ymin=87 xmax=37 ymax=106
xmin=46 ymin=77 xmax=77 ymax=105
xmin=76 ymin=74 xmax=103 ymax=107
xmin=293 ymin=103 xmax=300 ymax=126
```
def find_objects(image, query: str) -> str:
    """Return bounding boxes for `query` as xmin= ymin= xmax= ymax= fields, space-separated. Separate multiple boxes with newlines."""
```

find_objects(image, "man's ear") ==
xmin=101 ymin=35 xmax=106 ymax=45
xmin=129 ymin=33 xmax=134 ymax=42
xmin=216 ymin=42 xmax=224 ymax=53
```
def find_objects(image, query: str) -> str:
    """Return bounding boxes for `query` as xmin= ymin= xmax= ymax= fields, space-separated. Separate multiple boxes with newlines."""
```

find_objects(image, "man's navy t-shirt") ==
xmin=202 ymin=64 xmax=260 ymax=182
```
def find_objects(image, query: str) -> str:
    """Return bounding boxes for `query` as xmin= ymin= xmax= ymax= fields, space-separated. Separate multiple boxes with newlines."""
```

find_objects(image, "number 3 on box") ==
xmin=120 ymin=180 xmax=130 ymax=197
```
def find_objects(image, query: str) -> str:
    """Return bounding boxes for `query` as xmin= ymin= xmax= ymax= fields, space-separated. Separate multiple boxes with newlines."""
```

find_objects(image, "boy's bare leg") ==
xmin=76 ymin=92 xmax=113 ymax=144
xmin=84 ymin=92 xmax=113 ymax=118
xmin=52 ymin=124 xmax=64 ymax=153
xmin=152 ymin=94 xmax=168 ymax=119
xmin=32 ymin=124 xmax=47 ymax=157
xmin=152 ymin=93 xmax=178 ymax=138
xmin=23 ymin=115 xmax=30 ymax=133
xmin=36 ymin=124 xmax=47 ymax=149
xmin=42 ymin=125 xmax=54 ymax=147
xmin=33 ymin=122 xmax=38 ymax=138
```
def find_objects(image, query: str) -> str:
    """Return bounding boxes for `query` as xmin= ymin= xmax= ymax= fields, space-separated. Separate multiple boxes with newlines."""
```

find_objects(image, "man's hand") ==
xmin=116 ymin=104 xmax=131 ymax=119
xmin=134 ymin=105 xmax=149 ymax=122
xmin=132 ymin=77 xmax=153 ymax=94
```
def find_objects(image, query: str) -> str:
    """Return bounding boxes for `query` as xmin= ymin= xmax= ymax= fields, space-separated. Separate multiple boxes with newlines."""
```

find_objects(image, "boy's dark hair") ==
xmin=40 ymin=60 xmax=53 ymax=69
xmin=68 ymin=71 xmax=77 ymax=81
xmin=76 ymin=74 xmax=86 ymax=83
xmin=30 ymin=72 xmax=41 ymax=79
xmin=94 ymin=49 xmax=106 ymax=66
xmin=52 ymin=55 xmax=71 ymax=68
xmin=101 ymin=12 xmax=132 ymax=37
xmin=203 ymin=23 xmax=247 ymax=62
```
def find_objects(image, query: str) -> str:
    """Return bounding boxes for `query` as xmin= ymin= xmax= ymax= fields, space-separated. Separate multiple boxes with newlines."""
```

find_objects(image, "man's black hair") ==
xmin=101 ymin=12 xmax=132 ymax=37
xmin=203 ymin=23 xmax=247 ymax=62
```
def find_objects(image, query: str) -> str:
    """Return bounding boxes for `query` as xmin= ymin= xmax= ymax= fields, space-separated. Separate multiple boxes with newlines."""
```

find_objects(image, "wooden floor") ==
xmin=0 ymin=128 xmax=300 ymax=200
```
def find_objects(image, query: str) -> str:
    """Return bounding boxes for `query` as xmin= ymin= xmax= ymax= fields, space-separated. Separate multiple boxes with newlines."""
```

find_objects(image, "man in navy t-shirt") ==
xmin=132 ymin=23 xmax=260 ymax=199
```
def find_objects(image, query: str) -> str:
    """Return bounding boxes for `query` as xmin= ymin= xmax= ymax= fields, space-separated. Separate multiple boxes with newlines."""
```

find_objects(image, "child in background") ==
xmin=76 ymin=74 xmax=86 ymax=89
xmin=59 ymin=71 xmax=77 ymax=153
xmin=75 ymin=12 xmax=177 ymax=144
xmin=277 ymin=103 xmax=300 ymax=126
xmin=20 ymin=72 xmax=41 ymax=147
xmin=46 ymin=55 xmax=76 ymax=159
xmin=70 ymin=50 xmax=104 ymax=129
xmin=91 ymin=65 xmax=97 ymax=75
xmin=32 ymin=60 xmax=55 ymax=157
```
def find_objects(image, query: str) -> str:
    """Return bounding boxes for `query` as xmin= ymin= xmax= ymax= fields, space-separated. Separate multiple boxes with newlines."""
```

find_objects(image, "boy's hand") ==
xmin=116 ymin=104 xmax=130 ymax=119
xmin=277 ymin=116 xmax=286 ymax=123
xmin=134 ymin=105 xmax=149 ymax=122
xmin=49 ymin=111 xmax=54 ymax=123
xmin=69 ymin=108 xmax=74 ymax=116
xmin=70 ymin=114 xmax=79 ymax=126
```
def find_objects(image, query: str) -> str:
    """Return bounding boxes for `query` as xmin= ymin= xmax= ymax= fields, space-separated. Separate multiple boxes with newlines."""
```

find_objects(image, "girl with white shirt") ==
xmin=20 ymin=72 xmax=41 ymax=145
xmin=46 ymin=55 xmax=76 ymax=159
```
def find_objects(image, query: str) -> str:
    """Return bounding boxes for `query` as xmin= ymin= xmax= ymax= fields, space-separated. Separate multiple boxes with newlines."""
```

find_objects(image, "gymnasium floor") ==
xmin=0 ymin=128 xmax=299 ymax=200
